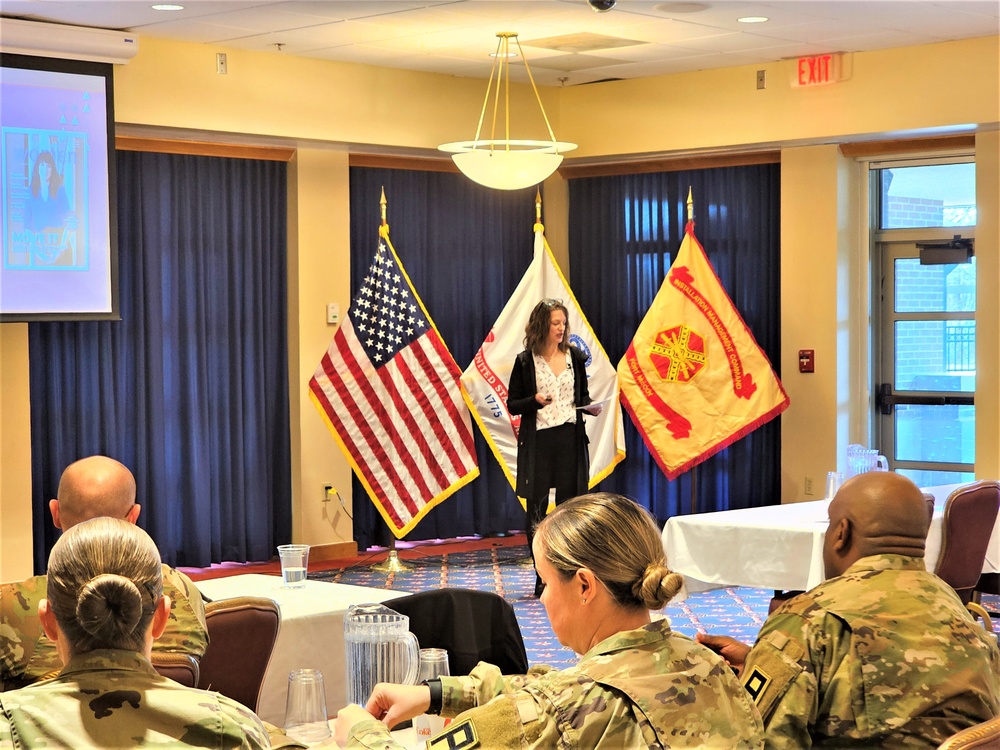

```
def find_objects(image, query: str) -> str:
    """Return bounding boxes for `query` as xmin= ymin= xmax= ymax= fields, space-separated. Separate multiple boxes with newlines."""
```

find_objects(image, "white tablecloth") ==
xmin=662 ymin=483 xmax=1000 ymax=599
xmin=196 ymin=574 xmax=408 ymax=726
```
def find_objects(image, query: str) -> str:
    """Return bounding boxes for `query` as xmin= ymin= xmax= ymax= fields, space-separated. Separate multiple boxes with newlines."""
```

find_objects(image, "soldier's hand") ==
xmin=366 ymin=683 xmax=432 ymax=729
xmin=696 ymin=632 xmax=751 ymax=674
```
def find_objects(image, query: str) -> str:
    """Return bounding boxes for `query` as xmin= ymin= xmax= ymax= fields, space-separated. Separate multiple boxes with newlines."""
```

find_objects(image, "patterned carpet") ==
xmin=310 ymin=542 xmax=776 ymax=671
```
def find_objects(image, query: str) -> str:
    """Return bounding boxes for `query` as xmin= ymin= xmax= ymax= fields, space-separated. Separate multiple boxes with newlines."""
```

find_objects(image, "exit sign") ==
xmin=794 ymin=53 xmax=842 ymax=87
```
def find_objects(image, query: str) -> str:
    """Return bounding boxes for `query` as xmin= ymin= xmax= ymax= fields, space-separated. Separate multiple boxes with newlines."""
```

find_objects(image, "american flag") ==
xmin=309 ymin=233 xmax=479 ymax=537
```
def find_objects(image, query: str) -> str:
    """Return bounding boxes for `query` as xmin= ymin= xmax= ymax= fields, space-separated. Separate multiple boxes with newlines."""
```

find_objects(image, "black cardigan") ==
xmin=506 ymin=346 xmax=592 ymax=499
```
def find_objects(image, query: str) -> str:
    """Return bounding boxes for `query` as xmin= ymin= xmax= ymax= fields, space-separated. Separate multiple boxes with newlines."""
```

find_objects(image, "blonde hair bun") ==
xmin=633 ymin=563 xmax=683 ymax=610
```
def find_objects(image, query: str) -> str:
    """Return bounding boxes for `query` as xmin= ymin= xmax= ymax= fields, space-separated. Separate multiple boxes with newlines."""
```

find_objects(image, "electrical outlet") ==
xmin=323 ymin=484 xmax=333 ymax=502
xmin=804 ymin=476 xmax=814 ymax=496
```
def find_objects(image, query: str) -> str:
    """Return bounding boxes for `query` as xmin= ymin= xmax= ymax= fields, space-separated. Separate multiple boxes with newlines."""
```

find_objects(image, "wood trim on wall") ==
xmin=559 ymin=150 xmax=781 ymax=179
xmin=839 ymin=134 xmax=976 ymax=158
xmin=115 ymin=136 xmax=295 ymax=161
xmin=348 ymin=153 xmax=459 ymax=172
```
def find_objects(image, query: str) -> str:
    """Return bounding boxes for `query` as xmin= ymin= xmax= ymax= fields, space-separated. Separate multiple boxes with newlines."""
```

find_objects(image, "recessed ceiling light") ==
xmin=738 ymin=16 xmax=769 ymax=24
xmin=151 ymin=4 xmax=184 ymax=10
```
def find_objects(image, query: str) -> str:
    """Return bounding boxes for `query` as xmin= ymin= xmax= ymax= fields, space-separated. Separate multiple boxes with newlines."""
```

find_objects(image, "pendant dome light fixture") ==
xmin=439 ymin=32 xmax=577 ymax=191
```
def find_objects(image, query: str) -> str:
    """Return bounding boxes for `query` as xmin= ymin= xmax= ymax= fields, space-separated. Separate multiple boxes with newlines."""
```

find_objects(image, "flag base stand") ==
xmin=372 ymin=548 xmax=411 ymax=573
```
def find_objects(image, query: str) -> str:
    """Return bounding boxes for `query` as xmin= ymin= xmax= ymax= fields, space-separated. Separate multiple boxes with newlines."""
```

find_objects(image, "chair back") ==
xmin=936 ymin=715 xmax=1000 ymax=750
xmin=934 ymin=481 xmax=1000 ymax=602
xmin=151 ymin=652 xmax=200 ymax=687
xmin=387 ymin=588 xmax=529 ymax=676
xmin=197 ymin=595 xmax=280 ymax=711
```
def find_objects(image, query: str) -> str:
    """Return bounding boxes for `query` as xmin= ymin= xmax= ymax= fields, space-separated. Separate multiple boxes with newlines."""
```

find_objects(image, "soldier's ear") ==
xmin=49 ymin=499 xmax=62 ymax=530
xmin=38 ymin=599 xmax=60 ymax=642
xmin=151 ymin=595 xmax=171 ymax=640
xmin=832 ymin=517 xmax=851 ymax=553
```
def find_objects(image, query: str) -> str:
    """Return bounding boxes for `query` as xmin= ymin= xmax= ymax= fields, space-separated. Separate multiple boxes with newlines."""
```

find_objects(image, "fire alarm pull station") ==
xmin=798 ymin=349 xmax=815 ymax=373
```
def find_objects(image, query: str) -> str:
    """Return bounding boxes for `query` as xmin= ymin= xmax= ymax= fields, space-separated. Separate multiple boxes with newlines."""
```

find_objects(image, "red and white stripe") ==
xmin=310 ymin=318 xmax=477 ymax=532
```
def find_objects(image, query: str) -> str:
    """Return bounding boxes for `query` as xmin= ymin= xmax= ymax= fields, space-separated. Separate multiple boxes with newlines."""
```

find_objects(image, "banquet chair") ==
xmin=196 ymin=595 xmax=280 ymax=711
xmin=936 ymin=715 xmax=1000 ymax=750
xmin=386 ymin=588 xmax=529 ymax=676
xmin=933 ymin=480 xmax=1000 ymax=606
xmin=151 ymin=652 xmax=200 ymax=687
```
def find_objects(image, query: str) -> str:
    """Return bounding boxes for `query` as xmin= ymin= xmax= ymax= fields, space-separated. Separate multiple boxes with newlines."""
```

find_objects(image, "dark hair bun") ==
xmin=76 ymin=573 xmax=144 ymax=641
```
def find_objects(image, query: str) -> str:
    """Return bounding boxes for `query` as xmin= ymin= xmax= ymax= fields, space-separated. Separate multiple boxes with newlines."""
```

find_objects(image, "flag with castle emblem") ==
xmin=309 ymin=224 xmax=479 ymax=537
xmin=618 ymin=219 xmax=789 ymax=479
xmin=462 ymin=221 xmax=625 ymax=502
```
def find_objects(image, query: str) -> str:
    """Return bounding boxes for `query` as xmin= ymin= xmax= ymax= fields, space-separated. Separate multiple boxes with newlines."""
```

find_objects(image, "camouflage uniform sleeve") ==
xmin=742 ymin=612 xmax=829 ymax=750
xmin=159 ymin=566 xmax=210 ymax=660
xmin=345 ymin=718 xmax=407 ymax=749
xmin=1 ymin=578 xmax=56 ymax=691
xmin=216 ymin=693 xmax=274 ymax=750
xmin=439 ymin=661 xmax=555 ymax=716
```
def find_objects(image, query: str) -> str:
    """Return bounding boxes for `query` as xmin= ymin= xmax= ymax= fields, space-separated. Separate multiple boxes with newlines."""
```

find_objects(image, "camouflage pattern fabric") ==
xmin=1 ymin=565 xmax=208 ymax=691
xmin=0 ymin=648 xmax=270 ymax=749
xmin=346 ymin=618 xmax=764 ymax=749
xmin=741 ymin=553 xmax=1000 ymax=749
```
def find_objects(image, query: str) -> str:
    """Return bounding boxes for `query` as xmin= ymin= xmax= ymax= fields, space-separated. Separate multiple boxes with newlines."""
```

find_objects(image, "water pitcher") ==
xmin=344 ymin=603 xmax=420 ymax=706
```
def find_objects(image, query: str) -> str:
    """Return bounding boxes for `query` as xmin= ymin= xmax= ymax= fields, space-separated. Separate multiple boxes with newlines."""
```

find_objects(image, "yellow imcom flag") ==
xmin=618 ymin=220 xmax=789 ymax=479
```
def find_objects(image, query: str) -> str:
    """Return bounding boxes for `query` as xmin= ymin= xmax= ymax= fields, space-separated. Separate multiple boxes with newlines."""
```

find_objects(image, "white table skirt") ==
xmin=196 ymin=573 xmax=408 ymax=726
xmin=662 ymin=483 xmax=1000 ymax=599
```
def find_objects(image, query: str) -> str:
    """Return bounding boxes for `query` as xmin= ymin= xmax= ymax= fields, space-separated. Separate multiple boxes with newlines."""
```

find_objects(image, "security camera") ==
xmin=588 ymin=0 xmax=616 ymax=11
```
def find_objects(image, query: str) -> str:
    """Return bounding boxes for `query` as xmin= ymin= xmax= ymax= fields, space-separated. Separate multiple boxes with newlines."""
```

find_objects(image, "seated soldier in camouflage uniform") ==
xmin=334 ymin=492 xmax=765 ymax=749
xmin=0 ymin=517 xmax=270 ymax=748
xmin=699 ymin=471 xmax=1000 ymax=749
xmin=0 ymin=456 xmax=208 ymax=691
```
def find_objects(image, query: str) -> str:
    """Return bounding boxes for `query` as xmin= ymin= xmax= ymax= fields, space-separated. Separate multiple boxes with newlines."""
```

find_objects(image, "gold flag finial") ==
xmin=535 ymin=189 xmax=542 ymax=223
xmin=686 ymin=187 xmax=694 ymax=222
xmin=380 ymin=187 xmax=387 ymax=226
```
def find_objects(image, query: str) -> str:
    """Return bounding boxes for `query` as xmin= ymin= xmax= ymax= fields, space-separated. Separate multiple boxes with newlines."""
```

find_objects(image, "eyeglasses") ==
xmin=542 ymin=298 xmax=563 ymax=307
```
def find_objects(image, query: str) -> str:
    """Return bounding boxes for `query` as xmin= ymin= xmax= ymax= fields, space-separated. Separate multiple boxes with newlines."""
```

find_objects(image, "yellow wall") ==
xmin=2 ymin=33 xmax=998 ymax=578
xmin=287 ymin=147 xmax=356 ymax=552
xmin=560 ymin=36 xmax=1000 ymax=158
xmin=0 ymin=325 xmax=32 ymax=578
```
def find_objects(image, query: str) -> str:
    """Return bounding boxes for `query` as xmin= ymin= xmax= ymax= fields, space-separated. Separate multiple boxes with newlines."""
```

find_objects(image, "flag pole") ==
xmin=371 ymin=186 xmax=411 ymax=574
xmin=686 ymin=187 xmax=698 ymax=515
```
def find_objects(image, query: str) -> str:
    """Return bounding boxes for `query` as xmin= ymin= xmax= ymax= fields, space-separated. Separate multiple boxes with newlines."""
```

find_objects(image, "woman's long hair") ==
xmin=46 ymin=517 xmax=163 ymax=655
xmin=523 ymin=299 xmax=571 ymax=355
xmin=30 ymin=151 xmax=63 ymax=199
xmin=536 ymin=492 xmax=683 ymax=611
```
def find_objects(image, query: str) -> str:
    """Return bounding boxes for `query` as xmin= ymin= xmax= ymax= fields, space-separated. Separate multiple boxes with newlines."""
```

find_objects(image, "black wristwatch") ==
xmin=421 ymin=678 xmax=443 ymax=715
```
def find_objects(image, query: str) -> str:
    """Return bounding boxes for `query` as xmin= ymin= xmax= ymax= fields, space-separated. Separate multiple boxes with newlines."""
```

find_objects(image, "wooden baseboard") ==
xmin=309 ymin=540 xmax=358 ymax=562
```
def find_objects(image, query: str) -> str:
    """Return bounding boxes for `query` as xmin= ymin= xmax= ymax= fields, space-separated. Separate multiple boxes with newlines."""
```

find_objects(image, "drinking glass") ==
xmin=277 ymin=544 xmax=310 ymax=588
xmin=413 ymin=648 xmax=451 ymax=740
xmin=284 ymin=668 xmax=331 ymax=743
xmin=826 ymin=471 xmax=843 ymax=500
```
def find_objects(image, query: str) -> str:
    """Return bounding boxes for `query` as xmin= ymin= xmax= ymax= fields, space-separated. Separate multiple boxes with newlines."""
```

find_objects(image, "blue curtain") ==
xmin=568 ymin=165 xmax=783 ymax=523
xmin=29 ymin=150 xmax=291 ymax=571
xmin=347 ymin=167 xmax=537 ymax=549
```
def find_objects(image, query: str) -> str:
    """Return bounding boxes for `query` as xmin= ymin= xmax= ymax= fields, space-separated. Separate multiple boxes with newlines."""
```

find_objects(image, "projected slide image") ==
xmin=0 ymin=57 xmax=113 ymax=318
xmin=4 ymin=129 xmax=88 ymax=270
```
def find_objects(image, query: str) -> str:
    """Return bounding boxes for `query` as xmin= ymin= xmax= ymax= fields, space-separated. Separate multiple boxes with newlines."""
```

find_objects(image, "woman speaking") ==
xmin=506 ymin=298 xmax=601 ymax=596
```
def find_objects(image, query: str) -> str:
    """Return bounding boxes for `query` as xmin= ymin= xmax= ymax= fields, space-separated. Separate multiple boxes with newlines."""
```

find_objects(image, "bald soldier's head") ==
xmin=822 ymin=472 xmax=930 ymax=579
xmin=48 ymin=456 xmax=140 ymax=531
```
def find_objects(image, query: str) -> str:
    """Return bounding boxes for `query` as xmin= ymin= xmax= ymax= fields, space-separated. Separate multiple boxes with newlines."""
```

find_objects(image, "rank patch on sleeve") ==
xmin=426 ymin=718 xmax=479 ymax=750
xmin=744 ymin=666 xmax=771 ymax=704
